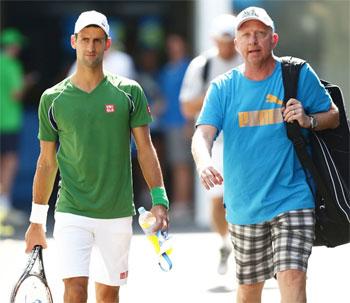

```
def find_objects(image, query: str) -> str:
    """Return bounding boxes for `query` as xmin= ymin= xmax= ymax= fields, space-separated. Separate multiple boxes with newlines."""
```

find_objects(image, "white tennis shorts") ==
xmin=53 ymin=212 xmax=132 ymax=286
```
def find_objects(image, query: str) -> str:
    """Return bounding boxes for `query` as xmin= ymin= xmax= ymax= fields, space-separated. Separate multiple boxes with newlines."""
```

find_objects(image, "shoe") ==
xmin=3 ymin=208 xmax=28 ymax=226
xmin=0 ymin=207 xmax=15 ymax=237
xmin=218 ymin=246 xmax=232 ymax=275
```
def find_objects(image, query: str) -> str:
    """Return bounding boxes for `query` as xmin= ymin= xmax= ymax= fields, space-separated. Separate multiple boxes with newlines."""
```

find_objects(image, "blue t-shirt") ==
xmin=197 ymin=60 xmax=332 ymax=225
xmin=158 ymin=58 xmax=190 ymax=128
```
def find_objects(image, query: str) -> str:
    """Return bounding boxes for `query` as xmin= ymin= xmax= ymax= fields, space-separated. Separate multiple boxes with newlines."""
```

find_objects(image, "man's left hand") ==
xmin=283 ymin=98 xmax=311 ymax=128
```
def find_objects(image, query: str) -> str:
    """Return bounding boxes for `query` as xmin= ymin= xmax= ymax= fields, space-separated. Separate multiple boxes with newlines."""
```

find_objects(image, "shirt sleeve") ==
xmin=179 ymin=55 xmax=206 ymax=102
xmin=129 ymin=82 xmax=153 ymax=128
xmin=196 ymin=80 xmax=224 ymax=133
xmin=37 ymin=92 xmax=58 ymax=142
xmin=297 ymin=63 xmax=332 ymax=114
xmin=8 ymin=59 xmax=24 ymax=94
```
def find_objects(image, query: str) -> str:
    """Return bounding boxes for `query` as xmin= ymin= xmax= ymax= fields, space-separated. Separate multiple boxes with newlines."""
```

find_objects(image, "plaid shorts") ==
xmin=229 ymin=209 xmax=315 ymax=285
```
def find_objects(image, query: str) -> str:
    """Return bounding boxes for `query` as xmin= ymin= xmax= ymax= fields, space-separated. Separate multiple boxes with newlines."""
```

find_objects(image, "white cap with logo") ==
xmin=211 ymin=14 xmax=236 ymax=40
xmin=235 ymin=7 xmax=274 ymax=32
xmin=74 ymin=10 xmax=110 ymax=36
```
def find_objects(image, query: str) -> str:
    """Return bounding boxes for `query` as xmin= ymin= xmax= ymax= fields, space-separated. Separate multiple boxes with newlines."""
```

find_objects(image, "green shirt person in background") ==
xmin=24 ymin=11 xmax=169 ymax=303
xmin=0 ymin=28 xmax=27 ymax=226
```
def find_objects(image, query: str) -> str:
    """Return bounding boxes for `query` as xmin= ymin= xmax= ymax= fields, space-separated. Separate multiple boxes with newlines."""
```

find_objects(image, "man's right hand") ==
xmin=198 ymin=165 xmax=223 ymax=190
xmin=25 ymin=223 xmax=47 ymax=253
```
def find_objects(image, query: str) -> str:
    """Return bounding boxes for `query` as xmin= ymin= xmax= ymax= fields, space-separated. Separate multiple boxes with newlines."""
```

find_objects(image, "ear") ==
xmin=70 ymin=34 xmax=76 ymax=50
xmin=234 ymin=38 xmax=242 ymax=55
xmin=105 ymin=37 xmax=112 ymax=51
xmin=272 ymin=33 xmax=279 ymax=49
xmin=234 ymin=38 xmax=238 ymax=50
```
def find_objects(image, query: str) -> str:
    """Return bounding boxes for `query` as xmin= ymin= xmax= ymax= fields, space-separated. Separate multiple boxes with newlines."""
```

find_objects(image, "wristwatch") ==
xmin=310 ymin=115 xmax=318 ymax=129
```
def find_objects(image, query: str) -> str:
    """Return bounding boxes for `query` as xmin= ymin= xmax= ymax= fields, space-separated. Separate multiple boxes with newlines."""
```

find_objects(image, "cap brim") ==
xmin=236 ymin=17 xmax=272 ymax=31
xmin=75 ymin=23 xmax=109 ymax=36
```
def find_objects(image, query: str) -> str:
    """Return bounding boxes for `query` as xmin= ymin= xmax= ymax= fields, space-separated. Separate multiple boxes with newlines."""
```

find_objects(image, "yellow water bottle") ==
xmin=138 ymin=207 xmax=173 ymax=271
xmin=138 ymin=207 xmax=160 ymax=253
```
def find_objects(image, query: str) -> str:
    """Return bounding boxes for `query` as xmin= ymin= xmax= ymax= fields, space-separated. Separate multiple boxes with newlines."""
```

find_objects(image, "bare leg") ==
xmin=95 ymin=282 xmax=120 ymax=303
xmin=0 ymin=152 xmax=18 ymax=199
xmin=237 ymin=281 xmax=265 ymax=303
xmin=211 ymin=196 xmax=227 ymax=237
xmin=211 ymin=196 xmax=231 ymax=274
xmin=63 ymin=277 xmax=88 ymax=303
xmin=172 ymin=163 xmax=193 ymax=204
xmin=277 ymin=269 xmax=307 ymax=303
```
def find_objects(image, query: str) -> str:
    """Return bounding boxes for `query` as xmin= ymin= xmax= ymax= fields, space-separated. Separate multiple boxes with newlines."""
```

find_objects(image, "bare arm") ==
xmin=32 ymin=141 xmax=58 ymax=204
xmin=132 ymin=125 xmax=168 ymax=231
xmin=25 ymin=140 xmax=58 ymax=252
xmin=283 ymin=99 xmax=339 ymax=130
xmin=192 ymin=125 xmax=223 ymax=190
xmin=181 ymin=95 xmax=206 ymax=120
xmin=13 ymin=72 xmax=39 ymax=102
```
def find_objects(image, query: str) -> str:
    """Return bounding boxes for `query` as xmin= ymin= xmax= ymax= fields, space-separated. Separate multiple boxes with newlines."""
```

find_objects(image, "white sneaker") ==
xmin=218 ymin=246 xmax=232 ymax=275
xmin=0 ymin=207 xmax=15 ymax=237
xmin=4 ymin=208 xmax=28 ymax=226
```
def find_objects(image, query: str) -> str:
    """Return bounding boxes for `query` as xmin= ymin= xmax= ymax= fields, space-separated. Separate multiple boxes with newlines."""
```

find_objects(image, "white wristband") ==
xmin=29 ymin=203 xmax=49 ymax=232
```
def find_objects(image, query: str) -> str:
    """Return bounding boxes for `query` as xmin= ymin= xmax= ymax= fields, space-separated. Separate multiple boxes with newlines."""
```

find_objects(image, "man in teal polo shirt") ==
xmin=24 ymin=11 xmax=169 ymax=303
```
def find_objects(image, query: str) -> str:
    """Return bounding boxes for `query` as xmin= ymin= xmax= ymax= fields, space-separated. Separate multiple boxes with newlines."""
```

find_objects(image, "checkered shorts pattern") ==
xmin=229 ymin=209 xmax=315 ymax=285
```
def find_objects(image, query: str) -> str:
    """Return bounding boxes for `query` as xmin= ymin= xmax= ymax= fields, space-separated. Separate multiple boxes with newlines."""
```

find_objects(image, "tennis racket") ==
xmin=10 ymin=245 xmax=53 ymax=303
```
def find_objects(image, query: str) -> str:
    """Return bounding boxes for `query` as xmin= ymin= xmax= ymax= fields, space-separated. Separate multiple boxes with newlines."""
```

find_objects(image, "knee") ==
xmin=64 ymin=277 xmax=88 ymax=302
xmin=96 ymin=283 xmax=120 ymax=303
xmin=97 ymin=292 xmax=119 ymax=303
xmin=277 ymin=270 xmax=307 ymax=303
xmin=278 ymin=269 xmax=306 ymax=287
xmin=237 ymin=282 xmax=264 ymax=303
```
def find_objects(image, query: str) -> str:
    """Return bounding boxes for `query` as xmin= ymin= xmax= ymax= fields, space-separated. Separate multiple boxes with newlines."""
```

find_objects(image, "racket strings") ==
xmin=13 ymin=276 xmax=51 ymax=303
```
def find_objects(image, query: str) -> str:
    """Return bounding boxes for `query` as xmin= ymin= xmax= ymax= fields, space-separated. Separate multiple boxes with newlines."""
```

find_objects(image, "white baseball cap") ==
xmin=211 ymin=14 xmax=236 ymax=40
xmin=74 ymin=10 xmax=110 ymax=36
xmin=235 ymin=7 xmax=274 ymax=32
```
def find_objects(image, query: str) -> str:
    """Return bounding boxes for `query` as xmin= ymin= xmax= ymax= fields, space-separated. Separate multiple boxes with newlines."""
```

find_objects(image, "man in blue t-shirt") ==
xmin=192 ymin=6 xmax=339 ymax=303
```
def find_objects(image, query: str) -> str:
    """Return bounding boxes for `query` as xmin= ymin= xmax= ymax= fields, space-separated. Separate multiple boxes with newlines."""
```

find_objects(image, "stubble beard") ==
xmin=79 ymin=51 xmax=104 ymax=69
xmin=84 ymin=56 xmax=103 ymax=69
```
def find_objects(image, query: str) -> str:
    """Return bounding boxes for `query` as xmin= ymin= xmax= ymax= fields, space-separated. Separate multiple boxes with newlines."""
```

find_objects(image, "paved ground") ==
xmin=1 ymin=223 xmax=349 ymax=303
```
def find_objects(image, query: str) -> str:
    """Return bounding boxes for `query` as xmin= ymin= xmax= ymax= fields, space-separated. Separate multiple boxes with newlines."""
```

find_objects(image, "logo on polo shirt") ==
xmin=120 ymin=271 xmax=128 ymax=279
xmin=105 ymin=104 xmax=115 ymax=113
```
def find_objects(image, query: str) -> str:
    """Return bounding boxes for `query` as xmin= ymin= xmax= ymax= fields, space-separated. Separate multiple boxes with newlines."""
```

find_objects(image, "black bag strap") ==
xmin=281 ymin=56 xmax=333 ymax=206
xmin=202 ymin=56 xmax=211 ymax=83
xmin=281 ymin=56 xmax=306 ymax=144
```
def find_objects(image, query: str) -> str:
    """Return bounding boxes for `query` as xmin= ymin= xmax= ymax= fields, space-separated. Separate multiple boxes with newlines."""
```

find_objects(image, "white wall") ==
xmin=194 ymin=0 xmax=232 ymax=54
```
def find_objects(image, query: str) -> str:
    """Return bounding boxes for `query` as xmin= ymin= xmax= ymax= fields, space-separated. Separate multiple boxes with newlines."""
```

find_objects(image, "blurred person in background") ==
xmin=192 ymin=7 xmax=339 ymax=303
xmin=158 ymin=33 xmax=192 ymax=221
xmin=24 ymin=11 xmax=169 ymax=303
xmin=132 ymin=17 xmax=165 ymax=209
xmin=133 ymin=46 xmax=165 ymax=209
xmin=180 ymin=13 xmax=242 ymax=275
xmin=137 ymin=47 xmax=164 ymax=137
xmin=136 ymin=16 xmax=165 ymax=142
xmin=0 ymin=28 xmax=36 ymax=226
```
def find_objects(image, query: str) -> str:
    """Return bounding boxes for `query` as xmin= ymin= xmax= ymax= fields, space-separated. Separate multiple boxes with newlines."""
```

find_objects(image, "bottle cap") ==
xmin=138 ymin=206 xmax=146 ymax=214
